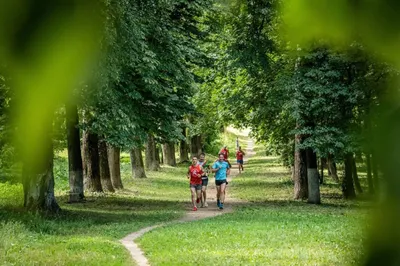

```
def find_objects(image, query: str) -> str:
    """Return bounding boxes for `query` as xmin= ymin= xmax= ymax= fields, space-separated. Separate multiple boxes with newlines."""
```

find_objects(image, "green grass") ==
xmin=0 ymin=157 xmax=191 ymax=266
xmin=137 ymin=143 xmax=369 ymax=266
xmin=0 ymin=132 xmax=371 ymax=265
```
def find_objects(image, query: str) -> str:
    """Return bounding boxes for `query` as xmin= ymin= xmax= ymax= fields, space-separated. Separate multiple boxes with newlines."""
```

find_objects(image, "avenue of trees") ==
xmin=0 ymin=0 xmax=397 ymax=213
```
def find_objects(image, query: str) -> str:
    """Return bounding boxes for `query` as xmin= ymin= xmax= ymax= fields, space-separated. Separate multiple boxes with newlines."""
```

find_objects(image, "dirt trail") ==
xmin=120 ymin=138 xmax=255 ymax=266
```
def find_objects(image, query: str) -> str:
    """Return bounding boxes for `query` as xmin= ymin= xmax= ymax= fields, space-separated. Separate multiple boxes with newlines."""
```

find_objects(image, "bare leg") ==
xmin=220 ymin=183 xmax=227 ymax=204
xmin=196 ymin=189 xmax=202 ymax=204
xmin=216 ymin=185 xmax=221 ymax=202
xmin=237 ymin=162 xmax=241 ymax=173
xmin=201 ymin=186 xmax=207 ymax=206
xmin=190 ymin=187 xmax=196 ymax=207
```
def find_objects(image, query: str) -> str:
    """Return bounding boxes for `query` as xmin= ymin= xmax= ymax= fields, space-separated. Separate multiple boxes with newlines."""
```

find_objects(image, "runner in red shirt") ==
xmin=236 ymin=146 xmax=246 ymax=173
xmin=187 ymin=156 xmax=203 ymax=211
xmin=219 ymin=146 xmax=229 ymax=160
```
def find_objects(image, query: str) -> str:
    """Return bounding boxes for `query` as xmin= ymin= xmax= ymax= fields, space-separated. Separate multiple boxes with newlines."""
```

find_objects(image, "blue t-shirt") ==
xmin=212 ymin=161 xmax=230 ymax=180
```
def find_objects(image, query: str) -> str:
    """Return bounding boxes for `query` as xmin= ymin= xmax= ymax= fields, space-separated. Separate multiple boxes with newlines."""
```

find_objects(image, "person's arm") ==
xmin=187 ymin=167 xmax=190 ymax=179
xmin=212 ymin=163 xmax=220 ymax=173
xmin=242 ymin=150 xmax=246 ymax=156
xmin=226 ymin=164 xmax=231 ymax=175
xmin=199 ymin=166 xmax=204 ymax=177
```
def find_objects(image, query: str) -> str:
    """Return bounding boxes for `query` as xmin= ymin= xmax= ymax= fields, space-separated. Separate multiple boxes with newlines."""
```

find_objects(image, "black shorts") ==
xmin=202 ymin=177 xmax=208 ymax=186
xmin=215 ymin=179 xmax=227 ymax=186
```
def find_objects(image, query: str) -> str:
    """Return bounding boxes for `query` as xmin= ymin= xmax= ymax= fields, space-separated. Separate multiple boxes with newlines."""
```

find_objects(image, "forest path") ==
xmin=120 ymin=138 xmax=255 ymax=266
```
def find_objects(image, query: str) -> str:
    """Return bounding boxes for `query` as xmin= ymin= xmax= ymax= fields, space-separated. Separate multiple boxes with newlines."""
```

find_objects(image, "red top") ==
xmin=219 ymin=148 xmax=229 ymax=160
xmin=236 ymin=151 xmax=244 ymax=160
xmin=189 ymin=165 xmax=203 ymax=185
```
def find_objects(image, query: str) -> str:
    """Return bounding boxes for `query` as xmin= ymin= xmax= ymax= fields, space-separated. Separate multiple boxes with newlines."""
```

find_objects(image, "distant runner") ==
xmin=212 ymin=153 xmax=230 ymax=210
xmin=187 ymin=156 xmax=203 ymax=211
xmin=198 ymin=153 xmax=210 ymax=207
xmin=219 ymin=146 xmax=229 ymax=160
xmin=236 ymin=146 xmax=246 ymax=173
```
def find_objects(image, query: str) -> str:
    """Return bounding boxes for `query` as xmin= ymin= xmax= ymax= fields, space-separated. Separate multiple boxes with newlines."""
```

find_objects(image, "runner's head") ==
xmin=192 ymin=156 xmax=198 ymax=166
xmin=199 ymin=153 xmax=205 ymax=161
xmin=218 ymin=153 xmax=224 ymax=161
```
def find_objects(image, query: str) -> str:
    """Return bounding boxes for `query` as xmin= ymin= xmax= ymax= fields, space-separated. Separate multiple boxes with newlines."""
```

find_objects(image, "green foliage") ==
xmin=82 ymin=0 xmax=212 ymax=149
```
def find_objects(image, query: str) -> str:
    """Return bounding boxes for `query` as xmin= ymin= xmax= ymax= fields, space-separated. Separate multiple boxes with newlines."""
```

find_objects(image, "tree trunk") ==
xmin=306 ymin=148 xmax=320 ymax=204
xmin=294 ymin=135 xmax=308 ymax=200
xmin=190 ymin=135 xmax=202 ymax=157
xmin=351 ymin=155 xmax=363 ymax=194
xmin=107 ymin=145 xmax=123 ymax=189
xmin=155 ymin=145 xmax=161 ymax=164
xmin=320 ymin=157 xmax=325 ymax=185
xmin=23 ymin=133 xmax=60 ymax=212
xmin=145 ymin=134 xmax=160 ymax=171
xmin=82 ymin=131 xmax=88 ymax=181
xmin=130 ymin=148 xmax=146 ymax=178
xmin=65 ymin=103 xmax=84 ymax=202
xmin=179 ymin=129 xmax=189 ymax=163
xmin=83 ymin=131 xmax=103 ymax=192
xmin=371 ymin=151 xmax=379 ymax=192
xmin=366 ymin=153 xmax=374 ymax=194
xmin=343 ymin=153 xmax=356 ymax=199
xmin=327 ymin=154 xmax=339 ymax=182
xmin=98 ymin=139 xmax=114 ymax=192
xmin=163 ymin=142 xmax=176 ymax=166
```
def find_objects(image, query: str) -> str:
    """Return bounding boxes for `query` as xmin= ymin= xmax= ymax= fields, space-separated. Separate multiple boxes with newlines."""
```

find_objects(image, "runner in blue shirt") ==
xmin=212 ymin=153 xmax=230 ymax=209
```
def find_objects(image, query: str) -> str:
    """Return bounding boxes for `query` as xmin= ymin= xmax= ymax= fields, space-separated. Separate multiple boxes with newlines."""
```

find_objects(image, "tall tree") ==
xmin=107 ymin=145 xmax=123 ymax=189
xmin=145 ymin=134 xmax=160 ymax=171
xmin=294 ymin=135 xmax=308 ymax=200
xmin=65 ymin=103 xmax=84 ymax=202
xmin=98 ymin=139 xmax=114 ymax=192
xmin=130 ymin=148 xmax=146 ymax=178
xmin=83 ymin=131 xmax=102 ymax=192
xmin=179 ymin=128 xmax=189 ymax=163
xmin=163 ymin=142 xmax=177 ymax=166
xmin=23 ymin=128 xmax=60 ymax=212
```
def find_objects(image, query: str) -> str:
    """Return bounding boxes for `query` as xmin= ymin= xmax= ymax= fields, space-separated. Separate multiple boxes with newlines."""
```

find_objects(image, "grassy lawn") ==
xmin=0 ymin=129 xmax=370 ymax=265
xmin=137 ymin=143 xmax=369 ymax=266
xmin=0 ymin=157 xmax=190 ymax=266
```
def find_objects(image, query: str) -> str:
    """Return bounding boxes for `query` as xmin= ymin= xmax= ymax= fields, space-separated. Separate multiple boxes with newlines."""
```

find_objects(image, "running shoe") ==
xmin=196 ymin=198 xmax=200 ymax=204
xmin=219 ymin=203 xmax=224 ymax=210
xmin=192 ymin=206 xmax=198 ymax=211
xmin=217 ymin=199 xmax=221 ymax=207
xmin=204 ymin=202 xmax=208 ymax=207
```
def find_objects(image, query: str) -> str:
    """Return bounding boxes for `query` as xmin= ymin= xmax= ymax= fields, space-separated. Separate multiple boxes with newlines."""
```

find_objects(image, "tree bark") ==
xmin=107 ymin=145 xmax=123 ymax=189
xmin=320 ymin=157 xmax=325 ymax=185
xmin=155 ymin=145 xmax=161 ymax=164
xmin=343 ymin=153 xmax=356 ymax=199
xmin=23 ymin=133 xmax=60 ymax=212
xmin=306 ymin=148 xmax=320 ymax=204
xmin=190 ymin=135 xmax=202 ymax=157
xmin=366 ymin=152 xmax=374 ymax=194
xmin=294 ymin=135 xmax=308 ymax=200
xmin=351 ymin=155 xmax=363 ymax=194
xmin=98 ymin=139 xmax=114 ymax=192
xmin=179 ymin=129 xmax=189 ymax=163
xmin=65 ymin=103 xmax=84 ymax=202
xmin=145 ymin=134 xmax=160 ymax=171
xmin=327 ymin=154 xmax=339 ymax=182
xmin=130 ymin=148 xmax=146 ymax=178
xmin=83 ymin=131 xmax=103 ymax=192
xmin=163 ymin=142 xmax=176 ymax=166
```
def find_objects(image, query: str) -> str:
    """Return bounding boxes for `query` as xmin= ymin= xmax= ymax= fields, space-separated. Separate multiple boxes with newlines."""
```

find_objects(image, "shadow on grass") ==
xmin=0 ymin=195 xmax=185 ymax=238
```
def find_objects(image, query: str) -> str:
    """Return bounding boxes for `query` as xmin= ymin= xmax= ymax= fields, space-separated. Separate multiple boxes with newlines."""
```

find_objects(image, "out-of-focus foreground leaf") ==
xmin=0 ymin=0 xmax=101 ymax=170
xmin=282 ymin=1 xmax=400 ymax=265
